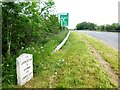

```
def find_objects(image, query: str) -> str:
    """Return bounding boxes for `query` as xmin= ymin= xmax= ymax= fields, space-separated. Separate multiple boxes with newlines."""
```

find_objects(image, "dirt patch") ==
xmin=48 ymin=74 xmax=56 ymax=88
xmin=48 ymin=72 xmax=60 ymax=88
xmin=89 ymin=43 xmax=118 ymax=86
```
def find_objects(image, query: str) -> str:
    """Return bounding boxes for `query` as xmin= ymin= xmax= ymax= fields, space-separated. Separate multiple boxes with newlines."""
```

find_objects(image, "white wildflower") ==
xmin=22 ymin=47 xmax=24 ymax=49
xmin=62 ymin=59 xmax=64 ymax=62
xmin=59 ymin=60 xmax=61 ymax=62
xmin=55 ymin=72 xmax=57 ymax=75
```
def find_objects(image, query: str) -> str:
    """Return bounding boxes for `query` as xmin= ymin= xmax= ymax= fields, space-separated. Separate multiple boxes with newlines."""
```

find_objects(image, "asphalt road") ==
xmin=76 ymin=30 xmax=119 ymax=50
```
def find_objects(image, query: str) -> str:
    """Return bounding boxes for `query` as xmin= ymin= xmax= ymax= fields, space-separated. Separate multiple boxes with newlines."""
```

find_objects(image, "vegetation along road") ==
xmin=15 ymin=31 xmax=118 ymax=88
xmin=76 ymin=30 xmax=119 ymax=50
xmin=2 ymin=1 xmax=119 ymax=89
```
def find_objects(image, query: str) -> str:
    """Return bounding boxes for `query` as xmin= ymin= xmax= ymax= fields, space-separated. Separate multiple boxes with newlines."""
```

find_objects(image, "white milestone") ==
xmin=16 ymin=53 xmax=33 ymax=86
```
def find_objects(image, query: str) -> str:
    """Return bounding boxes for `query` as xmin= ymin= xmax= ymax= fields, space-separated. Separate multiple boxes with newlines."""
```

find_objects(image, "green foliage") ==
xmin=2 ymin=1 xmax=64 ymax=87
xmin=97 ymin=23 xmax=120 ymax=32
xmin=76 ymin=22 xmax=120 ymax=32
xmin=76 ymin=22 xmax=96 ymax=30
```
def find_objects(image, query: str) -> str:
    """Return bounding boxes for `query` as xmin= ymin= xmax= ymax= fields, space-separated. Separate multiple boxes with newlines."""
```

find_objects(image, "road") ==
xmin=76 ymin=30 xmax=119 ymax=50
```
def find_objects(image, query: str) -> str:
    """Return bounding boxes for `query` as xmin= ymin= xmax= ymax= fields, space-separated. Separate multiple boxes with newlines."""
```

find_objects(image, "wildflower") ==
xmin=62 ymin=59 xmax=64 ymax=62
xmin=59 ymin=60 xmax=61 ymax=62
xmin=22 ymin=47 xmax=24 ymax=49
xmin=55 ymin=72 xmax=57 ymax=75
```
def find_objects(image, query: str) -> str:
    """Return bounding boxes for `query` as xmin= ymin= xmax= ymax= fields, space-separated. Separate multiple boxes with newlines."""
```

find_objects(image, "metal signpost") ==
xmin=118 ymin=1 xmax=120 ymax=24
xmin=60 ymin=13 xmax=69 ymax=30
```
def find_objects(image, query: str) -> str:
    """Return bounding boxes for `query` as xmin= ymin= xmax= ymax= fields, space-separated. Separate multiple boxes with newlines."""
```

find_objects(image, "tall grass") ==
xmin=2 ymin=30 xmax=68 ymax=88
xmin=18 ymin=32 xmax=116 ymax=88
xmin=81 ymin=33 xmax=118 ymax=74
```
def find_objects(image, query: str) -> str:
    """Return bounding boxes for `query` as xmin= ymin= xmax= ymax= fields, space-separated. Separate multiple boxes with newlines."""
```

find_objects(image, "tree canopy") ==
xmin=76 ymin=22 xmax=96 ymax=30
xmin=76 ymin=22 xmax=120 ymax=32
xmin=2 ymin=1 xmax=62 ymax=86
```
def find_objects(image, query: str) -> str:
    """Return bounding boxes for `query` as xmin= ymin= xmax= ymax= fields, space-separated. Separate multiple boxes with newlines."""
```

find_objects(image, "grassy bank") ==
xmin=15 ymin=32 xmax=117 ymax=88
xmin=81 ymin=33 xmax=118 ymax=74
xmin=2 ymin=30 xmax=68 ymax=88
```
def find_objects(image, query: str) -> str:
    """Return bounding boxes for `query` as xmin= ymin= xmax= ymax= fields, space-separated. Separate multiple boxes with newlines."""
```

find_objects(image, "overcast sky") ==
xmin=53 ymin=0 xmax=119 ymax=29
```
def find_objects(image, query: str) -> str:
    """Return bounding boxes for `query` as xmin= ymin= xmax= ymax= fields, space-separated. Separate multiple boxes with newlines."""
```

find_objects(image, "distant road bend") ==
xmin=76 ymin=30 xmax=119 ymax=51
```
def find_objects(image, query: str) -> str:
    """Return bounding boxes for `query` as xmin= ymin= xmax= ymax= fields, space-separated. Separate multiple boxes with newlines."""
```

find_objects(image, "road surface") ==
xmin=76 ymin=30 xmax=119 ymax=50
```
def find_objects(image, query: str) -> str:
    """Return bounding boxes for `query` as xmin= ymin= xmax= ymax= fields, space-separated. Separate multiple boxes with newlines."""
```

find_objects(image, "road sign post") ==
xmin=118 ymin=1 xmax=120 ymax=24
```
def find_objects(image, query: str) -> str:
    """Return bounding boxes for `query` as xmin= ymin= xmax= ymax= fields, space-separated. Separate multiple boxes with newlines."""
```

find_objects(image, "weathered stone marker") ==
xmin=16 ymin=53 xmax=33 ymax=86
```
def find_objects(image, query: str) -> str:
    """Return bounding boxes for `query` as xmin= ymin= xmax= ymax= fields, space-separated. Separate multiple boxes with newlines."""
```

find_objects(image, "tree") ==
xmin=76 ymin=22 xmax=96 ymax=30
xmin=2 ymin=1 xmax=61 ymax=86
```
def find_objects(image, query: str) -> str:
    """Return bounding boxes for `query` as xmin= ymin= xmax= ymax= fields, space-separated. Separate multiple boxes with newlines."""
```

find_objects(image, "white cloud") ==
xmin=53 ymin=0 xmax=119 ymax=28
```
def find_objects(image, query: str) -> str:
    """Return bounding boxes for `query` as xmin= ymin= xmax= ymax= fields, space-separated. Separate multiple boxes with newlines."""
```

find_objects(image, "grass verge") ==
xmin=81 ymin=33 xmax=118 ymax=74
xmin=15 ymin=31 xmax=117 ymax=88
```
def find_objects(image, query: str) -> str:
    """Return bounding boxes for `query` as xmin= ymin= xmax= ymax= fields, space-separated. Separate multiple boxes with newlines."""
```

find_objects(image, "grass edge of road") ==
xmin=18 ymin=32 xmax=116 ymax=88
xmin=81 ymin=33 xmax=118 ymax=74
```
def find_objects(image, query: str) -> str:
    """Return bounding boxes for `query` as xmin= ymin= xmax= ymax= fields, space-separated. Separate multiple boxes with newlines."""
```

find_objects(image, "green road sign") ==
xmin=60 ymin=13 xmax=69 ymax=26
